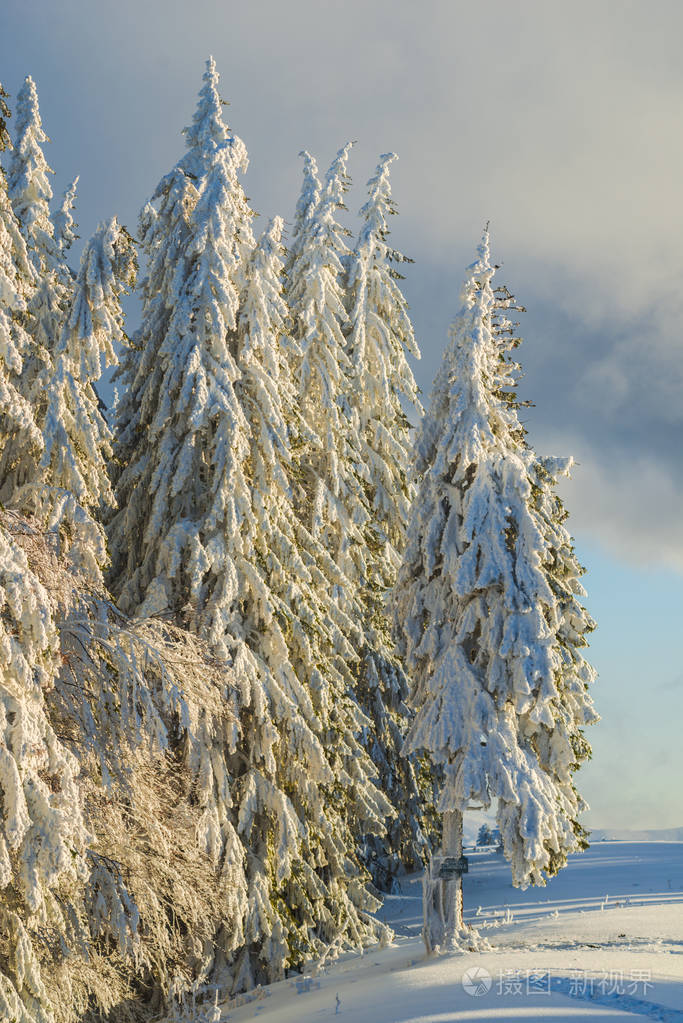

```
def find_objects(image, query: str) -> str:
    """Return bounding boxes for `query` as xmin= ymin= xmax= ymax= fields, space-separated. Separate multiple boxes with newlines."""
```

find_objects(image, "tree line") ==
xmin=0 ymin=59 xmax=596 ymax=1022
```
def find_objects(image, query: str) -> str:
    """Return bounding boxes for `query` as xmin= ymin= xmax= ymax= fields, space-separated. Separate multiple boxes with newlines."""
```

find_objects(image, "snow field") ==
xmin=214 ymin=843 xmax=683 ymax=1023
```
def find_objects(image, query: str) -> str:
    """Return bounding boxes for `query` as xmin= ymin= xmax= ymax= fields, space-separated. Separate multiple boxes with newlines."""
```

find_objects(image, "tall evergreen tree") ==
xmin=108 ymin=78 xmax=260 ymax=980
xmin=345 ymin=153 xmax=434 ymax=888
xmin=6 ymin=76 xmax=57 ymax=270
xmin=21 ymin=218 xmax=135 ymax=587
xmin=528 ymin=454 xmax=598 ymax=862
xmin=284 ymin=149 xmax=321 ymax=280
xmin=0 ymin=522 xmax=89 ymax=1023
xmin=285 ymin=146 xmax=399 ymax=862
xmin=287 ymin=143 xmax=369 ymax=585
xmin=490 ymin=284 xmax=598 ymax=868
xmin=109 ymin=57 xmax=255 ymax=620
xmin=0 ymin=84 xmax=9 ymax=149
xmin=392 ymin=230 xmax=597 ymax=950
xmin=6 ymin=75 xmax=72 ymax=420
xmin=53 ymin=175 xmax=79 ymax=256
xmin=231 ymin=215 xmax=391 ymax=985
xmin=0 ymin=83 xmax=42 ymax=504
xmin=109 ymin=61 xmax=390 ymax=990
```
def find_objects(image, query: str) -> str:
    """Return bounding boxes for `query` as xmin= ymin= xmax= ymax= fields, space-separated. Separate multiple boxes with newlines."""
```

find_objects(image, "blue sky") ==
xmin=3 ymin=0 xmax=682 ymax=829
xmin=576 ymin=545 xmax=683 ymax=829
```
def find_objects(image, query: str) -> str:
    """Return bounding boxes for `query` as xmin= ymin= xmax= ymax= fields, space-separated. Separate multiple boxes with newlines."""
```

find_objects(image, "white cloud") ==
xmin=546 ymin=435 xmax=683 ymax=570
xmin=5 ymin=0 xmax=683 ymax=575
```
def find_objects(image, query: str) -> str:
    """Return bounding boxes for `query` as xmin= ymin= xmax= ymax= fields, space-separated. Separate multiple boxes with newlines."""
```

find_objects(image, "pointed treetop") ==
xmin=239 ymin=216 xmax=288 ymax=379
xmin=303 ymin=142 xmax=354 ymax=263
xmin=258 ymin=213 xmax=284 ymax=254
xmin=285 ymin=151 xmax=322 ymax=276
xmin=182 ymin=56 xmax=247 ymax=173
xmin=475 ymin=222 xmax=491 ymax=272
xmin=357 ymin=152 xmax=399 ymax=251
xmin=373 ymin=151 xmax=398 ymax=184
xmin=461 ymin=223 xmax=492 ymax=291
xmin=412 ymin=232 xmax=502 ymax=478
xmin=54 ymin=175 xmax=79 ymax=254
xmin=58 ymin=216 xmax=134 ymax=375
xmin=7 ymin=75 xmax=59 ymax=270
xmin=322 ymin=142 xmax=353 ymax=208
xmin=14 ymin=75 xmax=46 ymax=143
xmin=295 ymin=150 xmax=321 ymax=224
xmin=0 ymin=82 xmax=10 ymax=151
xmin=372 ymin=151 xmax=398 ymax=189
xmin=456 ymin=228 xmax=497 ymax=334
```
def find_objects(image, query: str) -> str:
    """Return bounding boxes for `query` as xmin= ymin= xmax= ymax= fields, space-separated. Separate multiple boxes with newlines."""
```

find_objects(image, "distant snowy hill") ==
xmin=589 ymin=826 xmax=683 ymax=842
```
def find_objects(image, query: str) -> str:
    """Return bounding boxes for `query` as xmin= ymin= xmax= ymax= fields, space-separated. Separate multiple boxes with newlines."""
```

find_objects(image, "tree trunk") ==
xmin=422 ymin=808 xmax=465 ymax=954
xmin=442 ymin=808 xmax=464 ymax=947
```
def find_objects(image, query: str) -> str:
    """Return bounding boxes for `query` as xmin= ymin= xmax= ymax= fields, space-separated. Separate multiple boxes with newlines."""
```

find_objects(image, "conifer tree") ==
xmin=287 ymin=143 xmax=369 ymax=585
xmin=0 ymin=84 xmax=9 ymax=149
xmin=345 ymin=153 xmax=434 ymax=888
xmin=54 ymin=175 xmax=79 ymax=255
xmin=108 ymin=76 xmax=259 ymax=974
xmin=491 ymin=285 xmax=598 ymax=868
xmin=0 ymin=83 xmax=42 ymax=505
xmin=109 ymin=57 xmax=255 ymax=621
xmin=284 ymin=149 xmax=321 ymax=279
xmin=6 ymin=76 xmax=57 ymax=269
xmin=22 ymin=218 xmax=135 ymax=587
xmin=109 ymin=61 xmax=390 ymax=989
xmin=6 ymin=75 xmax=72 ymax=419
xmin=231 ymin=215 xmax=391 ymax=985
xmin=392 ymin=230 xmax=597 ymax=950
xmin=528 ymin=454 xmax=598 ymax=863
xmin=476 ymin=824 xmax=493 ymax=847
xmin=0 ymin=522 xmax=89 ymax=1022
xmin=285 ymin=147 xmax=400 ymax=862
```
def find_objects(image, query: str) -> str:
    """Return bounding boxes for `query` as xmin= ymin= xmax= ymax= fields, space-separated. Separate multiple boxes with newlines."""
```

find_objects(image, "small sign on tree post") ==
xmin=438 ymin=856 xmax=469 ymax=879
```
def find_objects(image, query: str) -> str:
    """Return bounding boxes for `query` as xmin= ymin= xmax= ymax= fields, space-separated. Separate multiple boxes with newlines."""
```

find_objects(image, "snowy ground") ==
xmin=202 ymin=842 xmax=683 ymax=1022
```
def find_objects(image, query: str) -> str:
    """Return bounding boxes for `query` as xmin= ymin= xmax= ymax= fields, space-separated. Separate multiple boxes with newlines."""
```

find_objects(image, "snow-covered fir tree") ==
xmin=21 ymin=218 xmax=136 ymax=588
xmin=283 ymin=149 xmax=321 ymax=280
xmin=0 ymin=84 xmax=8 ymax=147
xmin=109 ymin=61 xmax=390 ymax=990
xmin=0 ymin=83 xmax=42 ymax=506
xmin=0 ymin=520 xmax=90 ymax=1023
xmin=476 ymin=824 xmax=493 ymax=847
xmin=287 ymin=142 xmax=369 ymax=584
xmin=527 ymin=453 xmax=598 ymax=863
xmin=392 ymin=230 xmax=597 ymax=950
xmin=490 ymin=283 xmax=598 ymax=869
xmin=6 ymin=76 xmax=56 ymax=267
xmin=231 ymin=214 xmax=391 ymax=984
xmin=108 ymin=68 xmax=259 ymax=987
xmin=53 ymin=175 xmax=79 ymax=256
xmin=5 ymin=75 xmax=73 ymax=421
xmin=285 ymin=146 xmax=403 ymax=865
xmin=108 ymin=56 xmax=255 ymax=618
xmin=0 ymin=500 xmax=259 ymax=1022
xmin=345 ymin=153 xmax=435 ymax=888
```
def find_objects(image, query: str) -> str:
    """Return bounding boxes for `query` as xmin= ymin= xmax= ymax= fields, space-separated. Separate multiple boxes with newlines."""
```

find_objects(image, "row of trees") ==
xmin=0 ymin=57 xmax=597 ymax=1020
xmin=0 ymin=61 xmax=438 ymax=1021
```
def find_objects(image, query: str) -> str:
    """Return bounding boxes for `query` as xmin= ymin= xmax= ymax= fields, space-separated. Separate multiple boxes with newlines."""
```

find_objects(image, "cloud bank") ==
xmin=3 ymin=0 xmax=683 ymax=568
